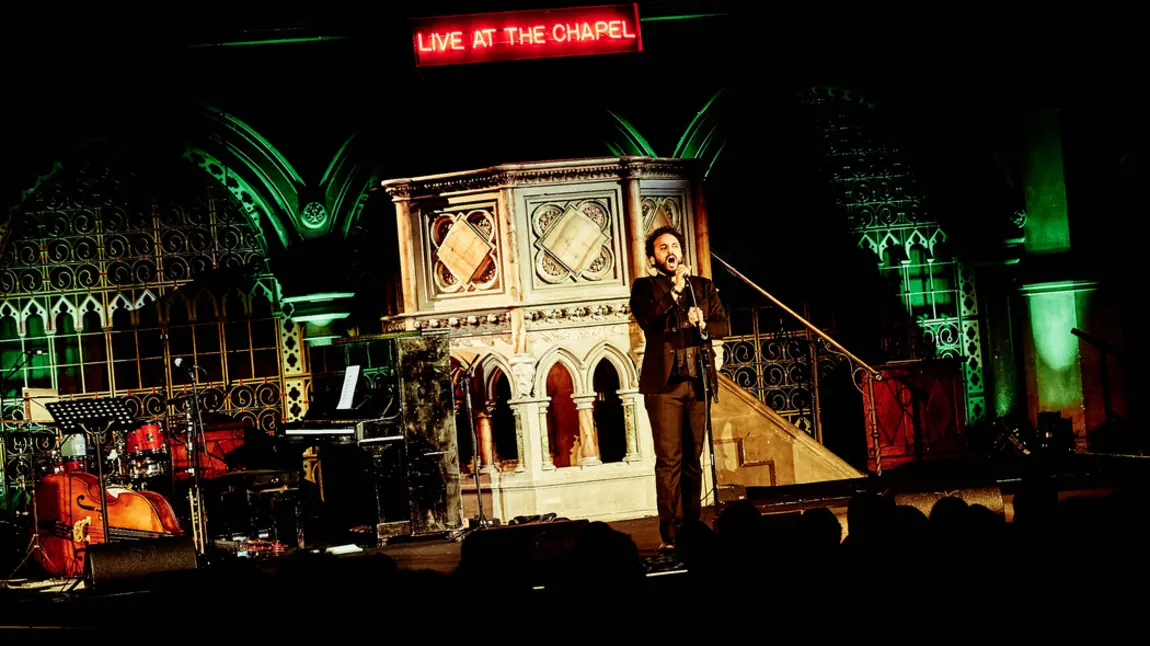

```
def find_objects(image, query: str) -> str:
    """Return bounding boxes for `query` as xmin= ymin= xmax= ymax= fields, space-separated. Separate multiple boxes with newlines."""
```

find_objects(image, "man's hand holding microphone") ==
xmin=672 ymin=263 xmax=705 ymax=329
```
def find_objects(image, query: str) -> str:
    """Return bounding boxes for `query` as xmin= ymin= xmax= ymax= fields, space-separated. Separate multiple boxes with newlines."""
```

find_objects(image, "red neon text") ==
xmin=417 ymin=31 xmax=465 ymax=52
xmin=412 ymin=4 xmax=643 ymax=67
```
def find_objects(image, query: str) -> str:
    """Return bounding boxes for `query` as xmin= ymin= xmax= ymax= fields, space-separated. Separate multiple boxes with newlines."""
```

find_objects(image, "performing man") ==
xmin=630 ymin=226 xmax=728 ymax=552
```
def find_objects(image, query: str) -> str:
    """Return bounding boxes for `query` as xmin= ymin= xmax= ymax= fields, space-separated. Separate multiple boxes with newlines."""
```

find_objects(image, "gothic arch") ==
xmin=583 ymin=341 xmax=639 ymax=391
xmin=51 ymin=296 xmax=80 ymax=332
xmin=476 ymin=352 xmax=515 ymax=401
xmin=77 ymin=295 xmax=103 ymax=330
xmin=324 ymin=130 xmax=379 ymax=240
xmin=1 ymin=149 xmax=289 ymax=506
xmin=534 ymin=346 xmax=586 ymax=395
xmin=134 ymin=289 xmax=158 ymax=311
xmin=185 ymin=106 xmax=377 ymax=248
xmin=108 ymin=292 xmax=134 ymax=317
xmin=20 ymin=299 xmax=48 ymax=336
xmin=192 ymin=290 xmax=219 ymax=321
xmin=223 ymin=289 xmax=249 ymax=318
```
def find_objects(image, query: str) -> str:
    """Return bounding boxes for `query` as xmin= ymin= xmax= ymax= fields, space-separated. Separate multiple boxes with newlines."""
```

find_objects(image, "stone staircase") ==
xmin=710 ymin=373 xmax=864 ymax=489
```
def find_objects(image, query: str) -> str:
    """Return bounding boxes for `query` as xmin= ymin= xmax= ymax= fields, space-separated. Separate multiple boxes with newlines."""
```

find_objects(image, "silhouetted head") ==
xmin=930 ymin=495 xmax=970 ymax=529
xmin=846 ymin=492 xmax=894 ymax=542
xmin=892 ymin=505 xmax=930 ymax=541
xmin=717 ymin=499 xmax=761 ymax=539
xmin=799 ymin=507 xmax=843 ymax=548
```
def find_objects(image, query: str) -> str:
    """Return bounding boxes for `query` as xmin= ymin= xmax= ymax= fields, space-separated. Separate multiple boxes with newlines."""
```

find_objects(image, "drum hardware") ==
xmin=124 ymin=421 xmax=171 ymax=487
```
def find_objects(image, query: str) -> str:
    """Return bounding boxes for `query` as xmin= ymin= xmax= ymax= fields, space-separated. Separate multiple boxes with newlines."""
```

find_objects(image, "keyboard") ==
xmin=278 ymin=418 xmax=402 ymax=445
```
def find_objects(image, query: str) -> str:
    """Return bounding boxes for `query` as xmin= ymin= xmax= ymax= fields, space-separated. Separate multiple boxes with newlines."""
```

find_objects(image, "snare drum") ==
xmin=127 ymin=454 xmax=168 ymax=480
xmin=126 ymin=423 xmax=167 ymax=456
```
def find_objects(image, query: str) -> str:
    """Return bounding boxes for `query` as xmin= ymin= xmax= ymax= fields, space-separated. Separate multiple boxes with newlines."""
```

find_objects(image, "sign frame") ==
xmin=411 ymin=4 xmax=643 ymax=67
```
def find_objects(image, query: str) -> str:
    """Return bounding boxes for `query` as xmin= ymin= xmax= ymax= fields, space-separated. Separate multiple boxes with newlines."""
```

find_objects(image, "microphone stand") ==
xmin=0 ymin=350 xmax=44 ymax=421
xmin=2 ymin=350 xmax=53 ymax=578
xmin=182 ymin=364 xmax=210 ymax=555
xmin=453 ymin=355 xmax=490 ymax=541
xmin=683 ymin=275 xmax=722 ymax=518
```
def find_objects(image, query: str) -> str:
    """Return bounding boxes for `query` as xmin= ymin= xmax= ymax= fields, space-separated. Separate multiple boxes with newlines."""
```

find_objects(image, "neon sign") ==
xmin=412 ymin=4 xmax=642 ymax=67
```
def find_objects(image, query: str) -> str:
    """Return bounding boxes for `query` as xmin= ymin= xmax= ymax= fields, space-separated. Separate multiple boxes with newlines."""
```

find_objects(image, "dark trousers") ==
xmin=644 ymin=377 xmax=706 ymax=544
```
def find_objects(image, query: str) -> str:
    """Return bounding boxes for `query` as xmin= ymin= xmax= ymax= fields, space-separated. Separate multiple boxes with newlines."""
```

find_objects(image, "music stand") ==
xmin=45 ymin=399 xmax=134 ymax=546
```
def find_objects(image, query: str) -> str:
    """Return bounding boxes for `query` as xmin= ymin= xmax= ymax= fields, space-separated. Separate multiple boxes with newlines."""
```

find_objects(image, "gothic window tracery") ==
xmin=1 ymin=156 xmax=286 ymax=505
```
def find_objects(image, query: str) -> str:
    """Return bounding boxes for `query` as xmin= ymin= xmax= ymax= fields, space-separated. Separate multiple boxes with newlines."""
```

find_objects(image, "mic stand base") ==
xmin=699 ymin=357 xmax=722 ymax=520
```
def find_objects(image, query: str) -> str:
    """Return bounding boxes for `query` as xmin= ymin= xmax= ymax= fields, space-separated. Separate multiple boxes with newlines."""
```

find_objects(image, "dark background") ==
xmin=2 ymin=1 xmax=1141 ymax=326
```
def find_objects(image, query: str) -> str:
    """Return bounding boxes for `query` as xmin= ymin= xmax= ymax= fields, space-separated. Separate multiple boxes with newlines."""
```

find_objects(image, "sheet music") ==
xmin=337 ymin=365 xmax=361 ymax=410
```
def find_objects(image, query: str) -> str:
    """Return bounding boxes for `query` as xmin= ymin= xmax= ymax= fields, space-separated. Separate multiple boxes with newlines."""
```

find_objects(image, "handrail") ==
xmin=1071 ymin=328 xmax=1122 ymax=358
xmin=711 ymin=253 xmax=883 ymax=381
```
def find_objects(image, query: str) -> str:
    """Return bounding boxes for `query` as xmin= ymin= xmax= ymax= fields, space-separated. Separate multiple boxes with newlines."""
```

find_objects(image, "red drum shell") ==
xmin=127 ymin=423 xmax=167 ymax=455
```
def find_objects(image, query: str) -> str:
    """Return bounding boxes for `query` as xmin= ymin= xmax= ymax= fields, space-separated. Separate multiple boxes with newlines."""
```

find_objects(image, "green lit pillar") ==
xmin=1018 ymin=105 xmax=1092 ymax=444
xmin=1023 ymin=107 xmax=1072 ymax=253
xmin=1020 ymin=281 xmax=1096 ymax=437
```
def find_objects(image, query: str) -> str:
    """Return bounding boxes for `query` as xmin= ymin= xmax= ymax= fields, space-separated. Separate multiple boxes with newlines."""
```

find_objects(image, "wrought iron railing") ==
xmin=712 ymin=254 xmax=886 ymax=472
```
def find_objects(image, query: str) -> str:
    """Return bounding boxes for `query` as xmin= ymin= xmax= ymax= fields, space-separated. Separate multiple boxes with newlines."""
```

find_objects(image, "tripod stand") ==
xmin=2 ymin=350 xmax=55 ymax=579
xmin=453 ymin=355 xmax=492 ymax=541
xmin=6 ymin=469 xmax=55 ymax=580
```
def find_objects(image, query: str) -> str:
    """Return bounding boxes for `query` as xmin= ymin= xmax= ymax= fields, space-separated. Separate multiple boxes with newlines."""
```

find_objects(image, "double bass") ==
xmin=33 ymin=471 xmax=184 ymax=578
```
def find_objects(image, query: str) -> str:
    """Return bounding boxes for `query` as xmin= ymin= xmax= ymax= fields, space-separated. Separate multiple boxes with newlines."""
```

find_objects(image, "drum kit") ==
xmin=8 ymin=402 xmax=299 ymax=580
xmin=46 ymin=417 xmax=178 ymax=492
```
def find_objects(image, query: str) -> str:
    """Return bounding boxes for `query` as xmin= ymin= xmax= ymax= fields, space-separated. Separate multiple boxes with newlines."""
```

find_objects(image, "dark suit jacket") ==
xmin=630 ymin=274 xmax=729 ymax=394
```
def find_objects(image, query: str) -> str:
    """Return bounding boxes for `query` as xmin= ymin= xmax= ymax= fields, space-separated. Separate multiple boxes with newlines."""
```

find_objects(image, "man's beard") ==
xmin=656 ymin=255 xmax=677 ymax=276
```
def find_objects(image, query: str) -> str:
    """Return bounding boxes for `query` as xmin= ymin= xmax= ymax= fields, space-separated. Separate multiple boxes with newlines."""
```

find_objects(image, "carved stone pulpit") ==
xmin=381 ymin=157 xmax=711 ymax=522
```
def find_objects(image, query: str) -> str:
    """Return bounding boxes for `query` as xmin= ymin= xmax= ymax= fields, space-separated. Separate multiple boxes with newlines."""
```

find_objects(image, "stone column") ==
xmin=1017 ymin=104 xmax=1096 ymax=442
xmin=507 ymin=396 xmax=552 ymax=474
xmin=536 ymin=401 xmax=556 ymax=470
xmin=392 ymin=198 xmax=419 ymax=314
xmin=512 ymin=405 xmax=527 ymax=473
xmin=622 ymin=161 xmax=648 ymax=284
xmin=618 ymin=388 xmax=642 ymax=462
xmin=692 ymin=177 xmax=712 ymax=279
xmin=572 ymin=394 xmax=602 ymax=466
xmin=1021 ymin=281 xmax=1097 ymax=440
xmin=475 ymin=410 xmax=496 ymax=473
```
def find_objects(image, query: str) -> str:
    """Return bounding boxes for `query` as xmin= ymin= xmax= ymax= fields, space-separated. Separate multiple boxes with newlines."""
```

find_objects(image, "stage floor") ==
xmin=370 ymin=513 xmax=695 ymax=575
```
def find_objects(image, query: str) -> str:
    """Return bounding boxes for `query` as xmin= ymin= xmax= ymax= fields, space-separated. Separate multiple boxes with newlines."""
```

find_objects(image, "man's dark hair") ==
xmin=645 ymin=226 xmax=686 ymax=258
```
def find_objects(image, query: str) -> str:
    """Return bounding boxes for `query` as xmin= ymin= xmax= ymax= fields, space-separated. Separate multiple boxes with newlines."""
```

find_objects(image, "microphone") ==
xmin=681 ymin=266 xmax=705 ymax=329
xmin=174 ymin=358 xmax=206 ymax=373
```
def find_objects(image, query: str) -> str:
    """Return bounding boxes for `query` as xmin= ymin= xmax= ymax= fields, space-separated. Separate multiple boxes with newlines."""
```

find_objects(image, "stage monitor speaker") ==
xmin=458 ymin=519 xmax=589 ymax=586
xmin=86 ymin=536 xmax=198 ymax=589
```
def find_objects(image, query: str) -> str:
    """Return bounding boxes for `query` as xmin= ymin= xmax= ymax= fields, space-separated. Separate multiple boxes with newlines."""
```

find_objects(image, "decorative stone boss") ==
xmin=380 ymin=157 xmax=712 ymax=476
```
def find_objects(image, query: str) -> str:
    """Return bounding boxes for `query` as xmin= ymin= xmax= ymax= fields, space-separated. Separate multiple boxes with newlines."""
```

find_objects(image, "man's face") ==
xmin=650 ymin=232 xmax=683 ymax=276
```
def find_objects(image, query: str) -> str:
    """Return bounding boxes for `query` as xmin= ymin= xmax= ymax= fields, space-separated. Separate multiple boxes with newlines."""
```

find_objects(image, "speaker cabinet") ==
xmin=458 ymin=519 xmax=590 ymax=586
xmin=85 ymin=536 xmax=198 ymax=589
